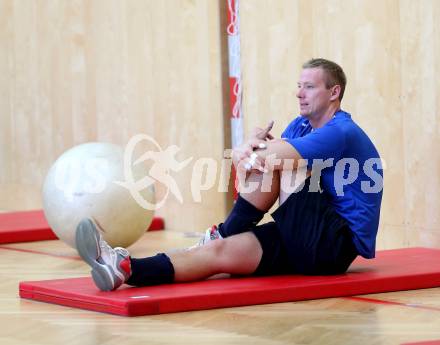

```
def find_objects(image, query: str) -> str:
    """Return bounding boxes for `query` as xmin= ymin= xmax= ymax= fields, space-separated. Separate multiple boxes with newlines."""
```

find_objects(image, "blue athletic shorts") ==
xmin=251 ymin=178 xmax=358 ymax=276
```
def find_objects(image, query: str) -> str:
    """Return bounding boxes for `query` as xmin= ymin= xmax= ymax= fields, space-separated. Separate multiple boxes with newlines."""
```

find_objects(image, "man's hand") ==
xmin=232 ymin=121 xmax=279 ymax=176
xmin=250 ymin=121 xmax=274 ymax=141
xmin=232 ymin=138 xmax=267 ymax=174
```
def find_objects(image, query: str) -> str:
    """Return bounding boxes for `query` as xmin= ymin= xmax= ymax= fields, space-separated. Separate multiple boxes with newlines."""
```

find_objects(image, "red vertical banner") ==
xmin=226 ymin=0 xmax=243 ymax=199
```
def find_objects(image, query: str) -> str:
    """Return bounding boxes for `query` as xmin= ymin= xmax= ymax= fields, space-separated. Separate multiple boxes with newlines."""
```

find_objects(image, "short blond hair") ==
xmin=302 ymin=58 xmax=347 ymax=101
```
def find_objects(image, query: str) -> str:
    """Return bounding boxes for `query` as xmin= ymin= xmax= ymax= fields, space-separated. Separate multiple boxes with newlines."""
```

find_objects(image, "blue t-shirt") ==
xmin=281 ymin=110 xmax=383 ymax=259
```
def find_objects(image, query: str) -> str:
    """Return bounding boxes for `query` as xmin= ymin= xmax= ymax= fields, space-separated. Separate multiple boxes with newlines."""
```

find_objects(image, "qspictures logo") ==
xmin=115 ymin=134 xmax=193 ymax=210
xmin=116 ymin=134 xmax=384 ymax=211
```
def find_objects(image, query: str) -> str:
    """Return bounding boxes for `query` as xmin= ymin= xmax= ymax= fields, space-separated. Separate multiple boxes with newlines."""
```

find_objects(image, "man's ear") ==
xmin=330 ymin=85 xmax=341 ymax=101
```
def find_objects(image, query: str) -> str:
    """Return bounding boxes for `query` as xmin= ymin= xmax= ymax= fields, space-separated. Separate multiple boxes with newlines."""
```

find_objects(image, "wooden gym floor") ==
xmin=2 ymin=229 xmax=440 ymax=345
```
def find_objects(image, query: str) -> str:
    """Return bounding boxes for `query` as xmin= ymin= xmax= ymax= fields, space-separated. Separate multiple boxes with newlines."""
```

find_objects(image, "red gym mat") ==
xmin=0 ymin=210 xmax=164 ymax=244
xmin=19 ymin=247 xmax=440 ymax=316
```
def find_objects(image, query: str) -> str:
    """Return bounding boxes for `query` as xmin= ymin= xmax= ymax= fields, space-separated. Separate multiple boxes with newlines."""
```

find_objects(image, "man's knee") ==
xmin=207 ymin=232 xmax=262 ymax=273
xmin=242 ymin=170 xmax=280 ymax=194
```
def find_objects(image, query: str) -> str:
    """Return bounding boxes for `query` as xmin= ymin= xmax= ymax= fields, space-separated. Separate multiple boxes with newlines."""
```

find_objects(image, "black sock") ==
xmin=126 ymin=253 xmax=175 ymax=287
xmin=218 ymin=195 xmax=265 ymax=237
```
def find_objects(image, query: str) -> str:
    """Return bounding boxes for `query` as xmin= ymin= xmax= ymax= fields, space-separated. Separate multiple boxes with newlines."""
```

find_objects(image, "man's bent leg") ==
xmin=219 ymin=170 xmax=280 ymax=238
xmin=240 ymin=170 xmax=280 ymax=211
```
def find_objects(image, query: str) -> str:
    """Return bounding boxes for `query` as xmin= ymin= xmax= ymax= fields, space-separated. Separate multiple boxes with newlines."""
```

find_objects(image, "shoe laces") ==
xmin=98 ymin=239 xmax=117 ymax=264
xmin=196 ymin=225 xmax=221 ymax=246
xmin=209 ymin=225 xmax=221 ymax=240
xmin=98 ymin=238 xmax=129 ymax=264
xmin=114 ymin=247 xmax=130 ymax=258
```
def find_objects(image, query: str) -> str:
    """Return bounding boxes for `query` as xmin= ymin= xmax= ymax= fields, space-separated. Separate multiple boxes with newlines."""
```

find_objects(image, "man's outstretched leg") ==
xmin=75 ymin=218 xmax=262 ymax=291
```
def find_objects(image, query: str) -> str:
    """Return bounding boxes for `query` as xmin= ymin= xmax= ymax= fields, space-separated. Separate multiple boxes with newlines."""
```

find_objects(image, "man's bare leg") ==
xmin=171 ymin=232 xmax=262 ymax=282
xmin=238 ymin=170 xmax=280 ymax=212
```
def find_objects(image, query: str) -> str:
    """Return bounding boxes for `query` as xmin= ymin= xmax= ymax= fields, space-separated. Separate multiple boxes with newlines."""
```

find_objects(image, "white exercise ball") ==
xmin=42 ymin=142 xmax=155 ymax=248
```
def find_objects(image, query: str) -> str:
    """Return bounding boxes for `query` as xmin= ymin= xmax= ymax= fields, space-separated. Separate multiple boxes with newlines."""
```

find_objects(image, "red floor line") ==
xmin=0 ymin=246 xmax=81 ymax=261
xmin=401 ymin=340 xmax=440 ymax=345
xmin=343 ymin=296 xmax=440 ymax=312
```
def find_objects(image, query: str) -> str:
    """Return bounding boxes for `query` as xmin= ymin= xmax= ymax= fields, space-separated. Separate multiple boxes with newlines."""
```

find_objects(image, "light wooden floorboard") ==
xmin=1 ymin=230 xmax=440 ymax=345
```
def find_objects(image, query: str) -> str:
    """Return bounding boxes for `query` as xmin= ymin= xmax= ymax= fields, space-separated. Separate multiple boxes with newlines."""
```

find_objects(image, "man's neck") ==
xmin=309 ymin=104 xmax=340 ymax=129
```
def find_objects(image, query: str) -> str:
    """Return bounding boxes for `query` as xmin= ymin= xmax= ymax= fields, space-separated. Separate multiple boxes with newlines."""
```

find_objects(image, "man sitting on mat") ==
xmin=75 ymin=58 xmax=383 ymax=291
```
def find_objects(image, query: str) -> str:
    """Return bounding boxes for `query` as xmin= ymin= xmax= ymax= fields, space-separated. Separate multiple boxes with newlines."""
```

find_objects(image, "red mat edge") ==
xmin=19 ymin=289 xmax=132 ymax=315
xmin=0 ymin=210 xmax=165 ymax=244
xmin=134 ymin=272 xmax=440 ymax=316
xmin=18 ymin=269 xmax=440 ymax=317
xmin=1 ymin=229 xmax=58 ymax=244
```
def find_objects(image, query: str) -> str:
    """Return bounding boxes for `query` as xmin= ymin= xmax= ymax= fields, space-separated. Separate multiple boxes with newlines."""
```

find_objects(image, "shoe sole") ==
xmin=75 ymin=219 xmax=116 ymax=291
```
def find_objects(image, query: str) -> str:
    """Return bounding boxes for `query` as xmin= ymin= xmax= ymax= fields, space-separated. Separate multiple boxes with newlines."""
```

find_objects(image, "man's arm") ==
xmin=232 ymin=120 xmax=309 ymax=177
xmin=232 ymin=136 xmax=304 ymax=174
xmin=251 ymin=139 xmax=304 ymax=171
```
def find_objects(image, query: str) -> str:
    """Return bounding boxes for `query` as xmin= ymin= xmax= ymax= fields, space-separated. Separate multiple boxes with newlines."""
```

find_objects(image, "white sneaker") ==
xmin=196 ymin=225 xmax=223 ymax=246
xmin=75 ymin=218 xmax=132 ymax=291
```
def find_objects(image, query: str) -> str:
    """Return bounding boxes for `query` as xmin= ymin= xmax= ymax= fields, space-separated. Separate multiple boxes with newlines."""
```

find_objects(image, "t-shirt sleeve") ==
xmin=281 ymin=117 xmax=301 ymax=138
xmin=284 ymin=122 xmax=346 ymax=167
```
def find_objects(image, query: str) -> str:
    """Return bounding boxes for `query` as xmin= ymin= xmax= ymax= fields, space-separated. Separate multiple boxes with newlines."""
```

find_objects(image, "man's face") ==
xmin=296 ymin=67 xmax=336 ymax=118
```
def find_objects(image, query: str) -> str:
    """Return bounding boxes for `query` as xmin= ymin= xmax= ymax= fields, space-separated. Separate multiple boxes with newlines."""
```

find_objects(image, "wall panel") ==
xmin=0 ymin=0 xmax=227 ymax=232
xmin=239 ymin=0 xmax=440 ymax=249
xmin=1 ymin=0 xmax=439 ymax=248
